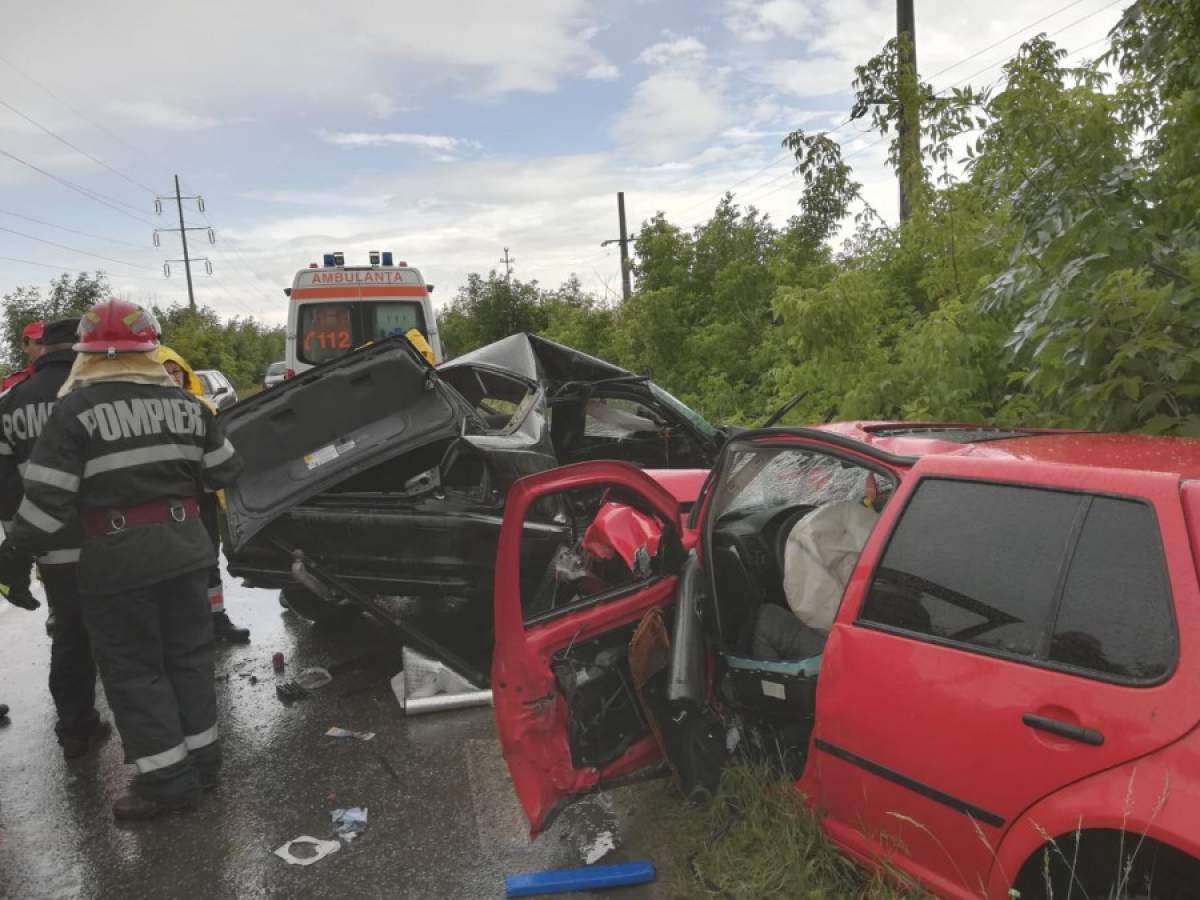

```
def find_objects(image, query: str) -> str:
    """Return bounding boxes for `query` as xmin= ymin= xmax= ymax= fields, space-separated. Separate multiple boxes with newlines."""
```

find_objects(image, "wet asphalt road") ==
xmin=0 ymin=581 xmax=683 ymax=899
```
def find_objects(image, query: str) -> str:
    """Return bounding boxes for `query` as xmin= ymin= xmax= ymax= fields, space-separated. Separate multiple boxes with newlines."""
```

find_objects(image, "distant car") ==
xmin=263 ymin=361 xmax=287 ymax=390
xmin=194 ymin=369 xmax=238 ymax=411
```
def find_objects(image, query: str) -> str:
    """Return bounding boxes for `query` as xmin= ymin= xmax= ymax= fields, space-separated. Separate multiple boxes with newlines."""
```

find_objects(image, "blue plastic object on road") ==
xmin=505 ymin=861 xmax=657 ymax=897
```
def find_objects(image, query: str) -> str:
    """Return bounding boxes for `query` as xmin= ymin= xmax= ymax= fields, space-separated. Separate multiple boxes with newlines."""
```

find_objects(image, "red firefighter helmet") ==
xmin=74 ymin=299 xmax=161 ymax=355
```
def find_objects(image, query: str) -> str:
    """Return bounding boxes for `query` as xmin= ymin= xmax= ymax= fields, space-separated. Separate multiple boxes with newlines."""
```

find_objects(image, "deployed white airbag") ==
xmin=783 ymin=501 xmax=879 ymax=632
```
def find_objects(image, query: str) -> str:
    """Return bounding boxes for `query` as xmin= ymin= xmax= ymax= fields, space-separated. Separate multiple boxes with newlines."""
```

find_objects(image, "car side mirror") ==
xmin=214 ymin=385 xmax=230 ymax=396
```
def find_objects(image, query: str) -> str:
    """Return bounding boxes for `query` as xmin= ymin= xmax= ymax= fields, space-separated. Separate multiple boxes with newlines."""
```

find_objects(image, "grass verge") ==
xmin=659 ymin=764 xmax=925 ymax=899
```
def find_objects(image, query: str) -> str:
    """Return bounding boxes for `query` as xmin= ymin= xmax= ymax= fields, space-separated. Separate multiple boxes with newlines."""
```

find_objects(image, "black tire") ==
xmin=279 ymin=587 xmax=359 ymax=626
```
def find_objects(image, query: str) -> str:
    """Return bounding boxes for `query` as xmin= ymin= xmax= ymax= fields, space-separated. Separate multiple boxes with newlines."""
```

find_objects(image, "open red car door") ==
xmin=492 ymin=461 xmax=684 ymax=836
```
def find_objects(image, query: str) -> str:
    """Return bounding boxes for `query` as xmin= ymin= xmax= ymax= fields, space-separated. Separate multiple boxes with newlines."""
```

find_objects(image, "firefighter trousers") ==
xmin=81 ymin=567 xmax=219 ymax=802
xmin=40 ymin=564 xmax=100 ymax=742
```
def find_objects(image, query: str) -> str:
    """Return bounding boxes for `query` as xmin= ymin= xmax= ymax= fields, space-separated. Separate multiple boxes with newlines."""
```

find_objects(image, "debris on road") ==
xmin=275 ymin=679 xmax=309 ymax=702
xmin=582 ymin=830 xmax=616 ymax=865
xmin=330 ymin=807 xmax=368 ymax=841
xmin=391 ymin=647 xmax=494 ymax=715
xmin=401 ymin=689 xmax=493 ymax=716
xmin=325 ymin=726 xmax=376 ymax=741
xmin=273 ymin=835 xmax=341 ymax=866
xmin=295 ymin=667 xmax=332 ymax=690
xmin=505 ymin=861 xmax=657 ymax=897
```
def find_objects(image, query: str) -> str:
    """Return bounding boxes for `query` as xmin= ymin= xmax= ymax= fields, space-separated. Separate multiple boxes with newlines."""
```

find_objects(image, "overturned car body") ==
xmin=221 ymin=333 xmax=721 ymax=679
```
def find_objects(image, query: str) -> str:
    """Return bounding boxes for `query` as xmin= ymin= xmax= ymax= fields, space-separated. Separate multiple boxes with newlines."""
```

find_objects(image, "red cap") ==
xmin=22 ymin=321 xmax=44 ymax=341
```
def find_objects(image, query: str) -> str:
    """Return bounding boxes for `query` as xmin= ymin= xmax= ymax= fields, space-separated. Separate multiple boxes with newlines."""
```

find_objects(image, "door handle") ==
xmin=1022 ymin=713 xmax=1104 ymax=746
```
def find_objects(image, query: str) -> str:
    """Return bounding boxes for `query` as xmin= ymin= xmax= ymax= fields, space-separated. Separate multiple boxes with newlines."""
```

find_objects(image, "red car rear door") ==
xmin=492 ymin=461 xmax=683 ymax=837
xmin=806 ymin=455 xmax=1200 ymax=899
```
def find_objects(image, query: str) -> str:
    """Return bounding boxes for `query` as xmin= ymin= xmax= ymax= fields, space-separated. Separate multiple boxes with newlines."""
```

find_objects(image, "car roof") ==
xmin=773 ymin=421 xmax=1200 ymax=480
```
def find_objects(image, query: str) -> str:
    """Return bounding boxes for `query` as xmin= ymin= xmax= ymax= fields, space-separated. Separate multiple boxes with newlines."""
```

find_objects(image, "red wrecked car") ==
xmin=491 ymin=422 xmax=1200 ymax=899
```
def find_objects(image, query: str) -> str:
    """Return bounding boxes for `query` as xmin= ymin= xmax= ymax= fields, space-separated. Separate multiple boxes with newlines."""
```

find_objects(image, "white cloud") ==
xmin=764 ymin=56 xmax=855 ymax=98
xmin=585 ymin=62 xmax=621 ymax=81
xmin=315 ymin=130 xmax=480 ymax=154
xmin=364 ymin=92 xmax=405 ymax=119
xmin=614 ymin=68 xmax=729 ymax=164
xmin=638 ymin=36 xmax=707 ymax=66
xmin=0 ymin=0 xmax=616 ymax=105
xmin=725 ymin=0 xmax=819 ymax=41
xmin=104 ymin=100 xmax=220 ymax=131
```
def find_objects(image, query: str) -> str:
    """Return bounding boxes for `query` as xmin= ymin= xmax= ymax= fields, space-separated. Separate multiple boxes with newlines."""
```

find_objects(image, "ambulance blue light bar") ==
xmin=381 ymin=251 xmax=394 ymax=266
xmin=322 ymin=253 xmax=335 ymax=267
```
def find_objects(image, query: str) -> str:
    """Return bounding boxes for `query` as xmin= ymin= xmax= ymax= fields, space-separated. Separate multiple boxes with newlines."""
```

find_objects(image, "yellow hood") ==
xmin=151 ymin=345 xmax=207 ymax=398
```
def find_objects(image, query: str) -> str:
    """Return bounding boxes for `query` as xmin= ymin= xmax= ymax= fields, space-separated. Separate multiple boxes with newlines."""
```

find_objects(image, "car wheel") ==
xmin=279 ymin=587 xmax=359 ymax=626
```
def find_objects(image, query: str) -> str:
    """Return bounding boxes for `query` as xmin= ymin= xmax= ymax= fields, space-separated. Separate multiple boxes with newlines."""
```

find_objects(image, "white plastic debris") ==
xmin=273 ymin=835 xmax=340 ymax=866
xmin=295 ymin=667 xmax=333 ymax=691
xmin=392 ymin=649 xmax=492 ymax=716
xmin=331 ymin=806 xmax=368 ymax=841
xmin=325 ymin=726 xmax=375 ymax=741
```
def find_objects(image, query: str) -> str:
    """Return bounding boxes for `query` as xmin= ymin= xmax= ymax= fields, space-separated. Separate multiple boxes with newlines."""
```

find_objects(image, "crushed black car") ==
xmin=220 ymin=333 xmax=724 ymax=680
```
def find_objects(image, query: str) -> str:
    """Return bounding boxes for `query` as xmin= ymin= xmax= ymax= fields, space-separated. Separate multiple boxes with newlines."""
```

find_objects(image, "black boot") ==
xmin=61 ymin=719 xmax=113 ymax=760
xmin=113 ymin=791 xmax=198 ymax=821
xmin=0 ymin=703 xmax=9 ymax=723
xmin=212 ymin=610 xmax=250 ymax=644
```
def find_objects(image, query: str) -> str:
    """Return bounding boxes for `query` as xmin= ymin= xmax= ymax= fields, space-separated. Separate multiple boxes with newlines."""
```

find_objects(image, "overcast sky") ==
xmin=0 ymin=0 xmax=1125 ymax=324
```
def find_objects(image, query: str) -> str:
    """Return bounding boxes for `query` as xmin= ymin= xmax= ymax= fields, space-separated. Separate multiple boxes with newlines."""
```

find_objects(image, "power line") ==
xmin=942 ymin=0 xmax=1124 ymax=92
xmin=0 ymin=224 xmax=156 ymax=270
xmin=0 ymin=254 xmax=161 ymax=281
xmin=0 ymin=145 xmax=155 ymax=224
xmin=0 ymin=96 xmax=158 ymax=195
xmin=0 ymin=51 xmax=173 ymax=182
xmin=701 ymin=0 xmax=1123 ymax=219
xmin=925 ymin=0 xmax=1093 ymax=82
xmin=197 ymin=209 xmax=288 ymax=306
xmin=0 ymin=207 xmax=147 ymax=249
xmin=744 ymin=9 xmax=1121 ymax=211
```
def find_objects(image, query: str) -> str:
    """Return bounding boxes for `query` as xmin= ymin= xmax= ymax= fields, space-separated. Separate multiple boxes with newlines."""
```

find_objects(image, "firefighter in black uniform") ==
xmin=0 ymin=318 xmax=112 ymax=757
xmin=9 ymin=299 xmax=244 ymax=820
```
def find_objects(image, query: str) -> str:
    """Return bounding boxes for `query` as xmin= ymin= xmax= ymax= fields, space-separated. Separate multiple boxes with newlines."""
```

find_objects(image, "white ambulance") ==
xmin=284 ymin=250 xmax=442 ymax=378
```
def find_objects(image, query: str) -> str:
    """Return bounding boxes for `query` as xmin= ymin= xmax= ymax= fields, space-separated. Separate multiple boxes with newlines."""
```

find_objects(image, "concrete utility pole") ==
xmin=896 ymin=0 xmax=919 ymax=222
xmin=155 ymin=175 xmax=213 ymax=309
xmin=600 ymin=191 xmax=633 ymax=302
xmin=500 ymin=247 xmax=515 ymax=281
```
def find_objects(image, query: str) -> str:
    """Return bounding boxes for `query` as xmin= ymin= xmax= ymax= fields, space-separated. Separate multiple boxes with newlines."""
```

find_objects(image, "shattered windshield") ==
xmin=649 ymin=383 xmax=719 ymax=440
xmin=712 ymin=444 xmax=894 ymax=520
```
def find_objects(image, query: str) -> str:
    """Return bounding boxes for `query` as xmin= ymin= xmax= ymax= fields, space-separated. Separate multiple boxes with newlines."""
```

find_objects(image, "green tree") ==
xmin=437 ymin=271 xmax=550 ymax=358
xmin=2 ymin=271 xmax=109 ymax=371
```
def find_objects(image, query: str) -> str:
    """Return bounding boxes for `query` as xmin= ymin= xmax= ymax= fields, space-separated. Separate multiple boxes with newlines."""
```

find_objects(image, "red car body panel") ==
xmin=491 ymin=462 xmax=682 ymax=836
xmin=802 ymin=453 xmax=1200 ymax=896
xmin=582 ymin=502 xmax=663 ymax=571
xmin=987 ymin=721 xmax=1200 ymax=899
xmin=493 ymin=422 xmax=1200 ymax=893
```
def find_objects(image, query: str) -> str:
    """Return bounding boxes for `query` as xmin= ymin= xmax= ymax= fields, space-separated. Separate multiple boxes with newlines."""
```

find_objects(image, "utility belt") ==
xmin=80 ymin=497 xmax=201 ymax=538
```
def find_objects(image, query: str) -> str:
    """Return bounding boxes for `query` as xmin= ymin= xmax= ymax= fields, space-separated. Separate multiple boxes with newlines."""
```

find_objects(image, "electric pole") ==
xmin=500 ymin=247 xmax=515 ymax=281
xmin=154 ymin=175 xmax=213 ymax=309
xmin=600 ymin=191 xmax=633 ymax=302
xmin=896 ymin=0 xmax=919 ymax=222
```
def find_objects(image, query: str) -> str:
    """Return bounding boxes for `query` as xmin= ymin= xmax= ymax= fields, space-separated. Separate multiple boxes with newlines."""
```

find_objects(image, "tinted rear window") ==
xmin=1049 ymin=497 xmax=1175 ymax=680
xmin=860 ymin=479 xmax=1178 ymax=684
xmin=861 ymin=480 xmax=1080 ymax=657
xmin=298 ymin=301 xmax=427 ymax=366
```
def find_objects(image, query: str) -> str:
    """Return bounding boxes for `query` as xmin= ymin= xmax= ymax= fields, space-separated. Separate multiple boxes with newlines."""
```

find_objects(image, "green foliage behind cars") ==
xmin=1 ymin=271 xmax=284 ymax=392
xmin=440 ymin=3 xmax=1200 ymax=436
